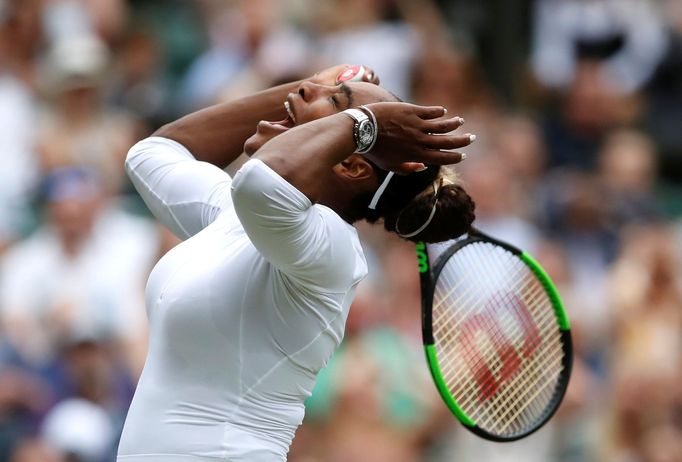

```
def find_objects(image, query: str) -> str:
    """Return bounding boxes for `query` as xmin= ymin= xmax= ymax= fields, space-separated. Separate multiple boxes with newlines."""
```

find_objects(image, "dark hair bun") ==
xmin=383 ymin=183 xmax=476 ymax=243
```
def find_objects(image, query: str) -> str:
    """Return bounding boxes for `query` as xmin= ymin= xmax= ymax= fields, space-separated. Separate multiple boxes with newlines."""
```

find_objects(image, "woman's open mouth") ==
xmin=284 ymin=100 xmax=297 ymax=124
xmin=257 ymin=99 xmax=298 ymax=131
xmin=267 ymin=101 xmax=296 ymax=128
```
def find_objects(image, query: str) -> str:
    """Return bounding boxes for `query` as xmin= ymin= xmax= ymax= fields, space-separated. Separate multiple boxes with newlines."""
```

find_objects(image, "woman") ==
xmin=117 ymin=65 xmax=475 ymax=461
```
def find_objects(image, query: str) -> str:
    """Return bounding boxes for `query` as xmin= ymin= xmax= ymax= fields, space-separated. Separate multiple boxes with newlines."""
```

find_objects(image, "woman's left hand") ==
xmin=311 ymin=64 xmax=380 ymax=87
xmin=363 ymin=102 xmax=474 ymax=173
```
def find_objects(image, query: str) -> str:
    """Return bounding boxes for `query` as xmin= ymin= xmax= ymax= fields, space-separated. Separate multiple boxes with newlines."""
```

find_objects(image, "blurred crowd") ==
xmin=0 ymin=0 xmax=681 ymax=461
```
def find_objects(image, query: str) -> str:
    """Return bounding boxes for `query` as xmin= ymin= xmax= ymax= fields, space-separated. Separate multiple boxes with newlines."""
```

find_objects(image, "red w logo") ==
xmin=458 ymin=293 xmax=541 ymax=401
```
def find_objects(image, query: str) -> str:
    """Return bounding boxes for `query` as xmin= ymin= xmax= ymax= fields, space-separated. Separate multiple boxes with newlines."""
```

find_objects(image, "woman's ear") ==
xmin=335 ymin=154 xmax=375 ymax=181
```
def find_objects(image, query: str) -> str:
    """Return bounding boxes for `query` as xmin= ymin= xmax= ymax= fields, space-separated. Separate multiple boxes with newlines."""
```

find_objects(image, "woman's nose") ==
xmin=297 ymin=81 xmax=325 ymax=102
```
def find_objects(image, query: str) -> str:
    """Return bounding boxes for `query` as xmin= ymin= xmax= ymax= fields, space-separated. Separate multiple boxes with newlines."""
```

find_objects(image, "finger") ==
xmin=420 ymin=133 xmax=476 ymax=150
xmin=417 ymin=149 xmax=467 ymax=165
xmin=394 ymin=162 xmax=426 ymax=174
xmin=414 ymin=105 xmax=447 ymax=120
xmin=362 ymin=152 xmax=425 ymax=173
xmin=422 ymin=116 xmax=465 ymax=134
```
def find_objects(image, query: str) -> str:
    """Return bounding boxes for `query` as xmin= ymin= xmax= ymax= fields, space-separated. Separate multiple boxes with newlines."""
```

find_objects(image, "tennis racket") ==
xmin=416 ymin=228 xmax=572 ymax=441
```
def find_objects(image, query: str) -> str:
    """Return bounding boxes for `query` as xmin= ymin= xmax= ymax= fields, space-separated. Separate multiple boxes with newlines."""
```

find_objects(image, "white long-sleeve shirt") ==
xmin=117 ymin=137 xmax=367 ymax=461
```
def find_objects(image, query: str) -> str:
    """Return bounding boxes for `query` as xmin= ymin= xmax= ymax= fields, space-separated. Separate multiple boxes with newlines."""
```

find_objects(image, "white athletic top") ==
xmin=117 ymin=137 xmax=367 ymax=461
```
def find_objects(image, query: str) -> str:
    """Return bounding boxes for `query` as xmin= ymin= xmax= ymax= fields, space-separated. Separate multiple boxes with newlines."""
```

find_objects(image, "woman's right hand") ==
xmin=362 ymin=103 xmax=474 ymax=173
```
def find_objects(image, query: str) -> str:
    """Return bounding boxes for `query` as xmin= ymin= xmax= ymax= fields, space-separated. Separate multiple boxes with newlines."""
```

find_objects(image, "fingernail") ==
xmin=461 ymin=153 xmax=467 ymax=161
xmin=415 ymin=164 xmax=428 ymax=172
xmin=469 ymin=134 xmax=477 ymax=143
xmin=459 ymin=117 xmax=465 ymax=125
xmin=443 ymin=107 xmax=448 ymax=114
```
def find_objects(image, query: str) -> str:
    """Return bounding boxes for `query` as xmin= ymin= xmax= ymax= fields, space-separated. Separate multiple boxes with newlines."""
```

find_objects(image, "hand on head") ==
xmin=270 ymin=66 xmax=475 ymax=179
xmin=310 ymin=65 xmax=474 ymax=172
xmin=361 ymin=103 xmax=475 ymax=173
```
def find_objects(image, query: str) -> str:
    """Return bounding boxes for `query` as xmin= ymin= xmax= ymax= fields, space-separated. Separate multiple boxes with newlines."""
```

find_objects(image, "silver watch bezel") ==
xmin=343 ymin=108 xmax=376 ymax=154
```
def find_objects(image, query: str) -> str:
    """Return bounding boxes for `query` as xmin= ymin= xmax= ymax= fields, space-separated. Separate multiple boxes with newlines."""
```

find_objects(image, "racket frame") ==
xmin=418 ymin=230 xmax=573 ymax=442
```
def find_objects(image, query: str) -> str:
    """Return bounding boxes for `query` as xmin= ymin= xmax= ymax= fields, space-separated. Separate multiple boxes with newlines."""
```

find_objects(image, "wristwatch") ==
xmin=343 ymin=108 xmax=377 ymax=154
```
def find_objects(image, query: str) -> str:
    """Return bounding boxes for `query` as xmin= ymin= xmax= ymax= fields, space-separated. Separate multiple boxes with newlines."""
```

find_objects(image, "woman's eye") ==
xmin=330 ymin=96 xmax=338 ymax=107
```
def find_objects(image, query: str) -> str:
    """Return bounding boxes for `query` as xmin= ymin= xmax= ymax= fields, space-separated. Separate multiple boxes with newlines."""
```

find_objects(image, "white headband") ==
xmin=368 ymin=171 xmax=395 ymax=210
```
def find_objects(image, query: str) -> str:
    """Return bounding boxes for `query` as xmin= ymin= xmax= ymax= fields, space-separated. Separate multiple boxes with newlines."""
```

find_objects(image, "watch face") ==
xmin=358 ymin=119 xmax=375 ymax=148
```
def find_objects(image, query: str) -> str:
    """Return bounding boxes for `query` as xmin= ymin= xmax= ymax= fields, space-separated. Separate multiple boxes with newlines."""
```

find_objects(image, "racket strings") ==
xmin=438 ymin=288 xmax=550 ymax=391
xmin=444 ymin=249 xmax=551 ymax=436
xmin=433 ymin=242 xmax=540 ymax=336
xmin=434 ymin=271 xmax=547 ymax=353
xmin=431 ymin=242 xmax=565 ymax=437
xmin=471 ymin=339 xmax=563 ymax=431
xmin=494 ymin=342 xmax=564 ymax=432
xmin=440 ymin=292 xmax=557 ymax=407
xmin=435 ymin=244 xmax=545 ymax=365
xmin=437 ymin=289 xmax=562 ymax=434
xmin=442 ymin=256 xmax=563 ymax=435
xmin=437 ymin=247 xmax=559 ymax=410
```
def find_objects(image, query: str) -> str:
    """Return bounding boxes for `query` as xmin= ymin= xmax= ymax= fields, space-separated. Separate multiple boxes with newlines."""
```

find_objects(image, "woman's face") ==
xmin=243 ymin=81 xmax=395 ymax=155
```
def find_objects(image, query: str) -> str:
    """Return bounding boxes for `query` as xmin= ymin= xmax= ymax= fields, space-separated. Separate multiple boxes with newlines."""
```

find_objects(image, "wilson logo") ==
xmin=458 ymin=293 xmax=541 ymax=400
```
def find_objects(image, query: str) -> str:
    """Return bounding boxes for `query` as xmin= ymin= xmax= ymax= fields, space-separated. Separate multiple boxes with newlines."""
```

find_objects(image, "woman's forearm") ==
xmin=154 ymin=80 xmax=303 ymax=168
xmin=254 ymin=113 xmax=356 ymax=202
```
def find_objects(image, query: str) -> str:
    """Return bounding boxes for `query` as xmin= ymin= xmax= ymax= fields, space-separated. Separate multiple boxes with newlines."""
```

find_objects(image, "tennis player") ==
xmin=117 ymin=65 xmax=475 ymax=462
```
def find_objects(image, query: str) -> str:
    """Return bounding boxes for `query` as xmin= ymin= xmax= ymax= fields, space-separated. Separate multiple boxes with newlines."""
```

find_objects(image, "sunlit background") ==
xmin=0 ymin=0 xmax=681 ymax=461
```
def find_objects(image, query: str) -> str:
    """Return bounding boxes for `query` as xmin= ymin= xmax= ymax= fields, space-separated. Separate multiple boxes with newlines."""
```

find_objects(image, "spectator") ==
xmin=602 ymin=224 xmax=682 ymax=461
xmin=597 ymin=129 xmax=662 ymax=225
xmin=0 ymin=167 xmax=158 ymax=374
xmin=36 ymin=36 xmax=137 ymax=194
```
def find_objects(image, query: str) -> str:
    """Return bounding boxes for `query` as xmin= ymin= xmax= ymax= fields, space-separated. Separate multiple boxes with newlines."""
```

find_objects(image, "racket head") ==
xmin=418 ymin=233 xmax=572 ymax=442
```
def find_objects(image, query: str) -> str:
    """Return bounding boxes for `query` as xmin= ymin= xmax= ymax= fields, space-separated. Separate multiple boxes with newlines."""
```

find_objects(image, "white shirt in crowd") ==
xmin=0 ymin=205 xmax=157 ymax=364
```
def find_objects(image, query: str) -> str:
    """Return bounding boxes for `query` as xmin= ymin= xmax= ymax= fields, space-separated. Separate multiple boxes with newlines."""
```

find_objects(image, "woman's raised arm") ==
xmin=154 ymin=65 xmax=376 ymax=169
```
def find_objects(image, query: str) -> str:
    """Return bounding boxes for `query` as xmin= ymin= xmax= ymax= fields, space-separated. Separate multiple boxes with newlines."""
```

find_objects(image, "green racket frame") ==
xmin=416 ymin=230 xmax=573 ymax=442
